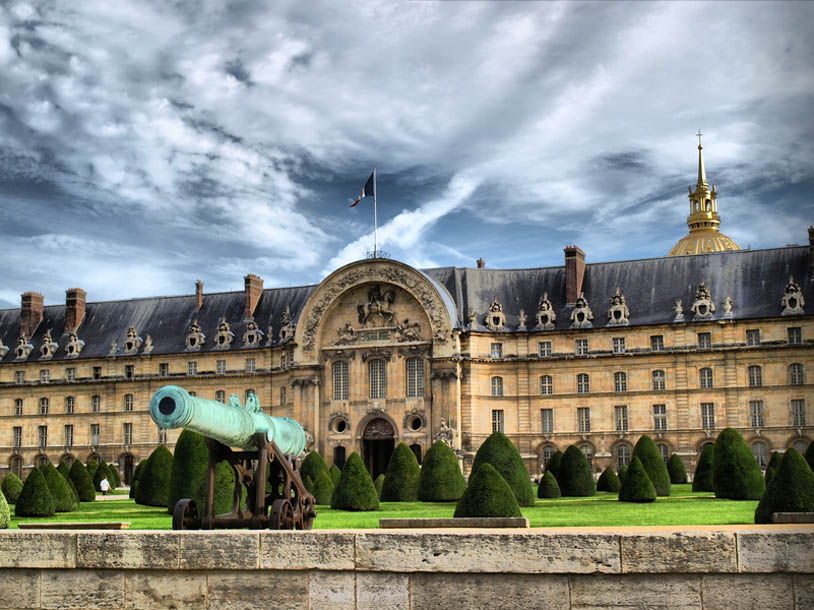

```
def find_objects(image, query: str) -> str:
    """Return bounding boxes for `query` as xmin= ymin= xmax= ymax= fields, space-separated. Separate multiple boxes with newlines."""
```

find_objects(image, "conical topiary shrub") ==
xmin=93 ymin=461 xmax=110 ymax=492
xmin=755 ymin=448 xmax=814 ymax=524
xmin=57 ymin=461 xmax=71 ymax=479
xmin=66 ymin=476 xmax=80 ymax=510
xmin=374 ymin=474 xmax=384 ymax=499
xmin=312 ymin=469 xmax=335 ymax=505
xmin=15 ymin=468 xmax=55 ymax=517
xmin=805 ymin=441 xmax=814 ymax=472
xmin=417 ymin=440 xmax=465 ymax=502
xmin=765 ymin=451 xmax=782 ymax=489
xmin=693 ymin=445 xmax=715 ymax=492
xmin=713 ymin=428 xmax=765 ymax=500
xmin=69 ymin=459 xmax=95 ymax=502
xmin=557 ymin=445 xmax=596 ymax=497
xmin=618 ymin=456 xmax=657 ymax=503
xmin=597 ymin=467 xmax=621 ymax=493
xmin=545 ymin=450 xmax=564 ymax=482
xmin=136 ymin=445 xmax=174 ymax=507
xmin=86 ymin=460 xmax=99 ymax=481
xmin=454 ymin=463 xmax=522 ymax=518
xmin=537 ymin=470 xmax=561 ymax=499
xmin=471 ymin=432 xmax=534 ymax=506
xmin=329 ymin=465 xmax=342 ymax=488
xmin=42 ymin=463 xmax=75 ymax=513
xmin=0 ymin=486 xmax=9 ymax=528
xmin=108 ymin=464 xmax=121 ymax=489
xmin=303 ymin=475 xmax=315 ymax=495
xmin=300 ymin=452 xmax=330 ymax=489
xmin=331 ymin=452 xmax=379 ymax=511
xmin=632 ymin=435 xmax=670 ymax=496
xmin=1 ymin=473 xmax=23 ymax=504
xmin=167 ymin=430 xmax=210 ymax=514
xmin=130 ymin=460 xmax=147 ymax=499
xmin=617 ymin=465 xmax=628 ymax=486
xmin=190 ymin=460 xmax=244 ymax=515
xmin=380 ymin=443 xmax=421 ymax=501
xmin=667 ymin=454 xmax=688 ymax=484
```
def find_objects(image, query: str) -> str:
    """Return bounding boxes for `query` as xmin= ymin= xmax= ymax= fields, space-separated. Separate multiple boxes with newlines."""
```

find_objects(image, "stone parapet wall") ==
xmin=0 ymin=526 xmax=812 ymax=609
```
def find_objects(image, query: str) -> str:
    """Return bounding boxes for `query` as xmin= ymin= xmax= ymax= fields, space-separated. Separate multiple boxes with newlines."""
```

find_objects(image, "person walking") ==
xmin=100 ymin=477 xmax=110 ymax=497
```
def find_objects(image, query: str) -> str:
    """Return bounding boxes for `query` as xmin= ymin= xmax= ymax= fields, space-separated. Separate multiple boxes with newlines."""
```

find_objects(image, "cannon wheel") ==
xmin=270 ymin=498 xmax=294 ymax=530
xmin=173 ymin=498 xmax=200 ymax=531
xmin=300 ymin=495 xmax=316 ymax=530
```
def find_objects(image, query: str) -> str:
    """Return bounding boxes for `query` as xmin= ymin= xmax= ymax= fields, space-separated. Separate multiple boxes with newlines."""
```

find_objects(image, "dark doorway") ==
xmin=410 ymin=443 xmax=422 ymax=465
xmin=120 ymin=453 xmax=135 ymax=485
xmin=333 ymin=446 xmax=346 ymax=470
xmin=362 ymin=418 xmax=395 ymax=478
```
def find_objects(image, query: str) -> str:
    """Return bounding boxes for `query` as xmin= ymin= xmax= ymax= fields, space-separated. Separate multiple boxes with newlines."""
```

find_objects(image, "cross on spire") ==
xmin=696 ymin=129 xmax=703 ymax=148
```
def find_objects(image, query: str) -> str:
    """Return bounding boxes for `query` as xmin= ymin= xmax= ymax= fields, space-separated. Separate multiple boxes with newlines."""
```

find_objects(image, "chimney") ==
xmin=65 ymin=288 xmax=87 ymax=334
xmin=195 ymin=280 xmax=204 ymax=310
xmin=244 ymin=274 xmax=263 ymax=320
xmin=564 ymin=245 xmax=586 ymax=305
xmin=808 ymin=226 xmax=814 ymax=278
xmin=476 ymin=257 xmax=485 ymax=269
xmin=20 ymin=292 xmax=44 ymax=339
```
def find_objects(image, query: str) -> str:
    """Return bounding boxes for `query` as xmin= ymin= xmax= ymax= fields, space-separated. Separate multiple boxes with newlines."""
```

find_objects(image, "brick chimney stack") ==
xmin=244 ymin=274 xmax=263 ymax=320
xmin=195 ymin=280 xmax=204 ymax=310
xmin=476 ymin=257 xmax=485 ymax=269
xmin=564 ymin=245 xmax=586 ymax=305
xmin=808 ymin=226 xmax=814 ymax=278
xmin=65 ymin=288 xmax=87 ymax=334
xmin=20 ymin=292 xmax=44 ymax=339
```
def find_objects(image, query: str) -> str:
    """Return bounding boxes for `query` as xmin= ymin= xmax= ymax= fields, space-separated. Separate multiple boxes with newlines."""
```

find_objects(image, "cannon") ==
xmin=149 ymin=385 xmax=316 ymax=530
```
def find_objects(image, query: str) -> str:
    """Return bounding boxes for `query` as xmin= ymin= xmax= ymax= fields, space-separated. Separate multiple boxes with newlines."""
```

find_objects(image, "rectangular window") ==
xmin=40 ymin=369 xmax=50 ymax=383
xmin=788 ymin=327 xmax=802 ymax=344
xmin=652 ymin=370 xmax=666 ymax=391
xmin=188 ymin=361 xmax=198 ymax=375
xmin=124 ymin=365 xmax=134 ymax=379
xmin=124 ymin=394 xmax=134 ymax=412
xmin=650 ymin=335 xmax=664 ymax=351
xmin=577 ymin=373 xmax=590 ymax=394
xmin=123 ymin=423 xmax=133 ymax=446
xmin=14 ymin=398 xmax=23 ymax=416
xmin=245 ymin=358 xmax=256 ymax=374
xmin=541 ymin=409 xmax=553 ymax=434
xmin=789 ymin=363 xmax=804 ymax=385
xmin=700 ymin=368 xmax=713 ymax=389
xmin=490 ymin=343 xmax=503 ymax=359
xmin=216 ymin=390 xmax=226 ymax=403
xmin=216 ymin=360 xmax=226 ymax=374
xmin=615 ymin=405 xmax=628 ymax=431
xmin=614 ymin=372 xmax=627 ymax=392
xmin=93 ymin=366 xmax=102 ymax=380
xmin=90 ymin=423 xmax=100 ymax=446
xmin=578 ymin=407 xmax=591 ymax=433
xmin=91 ymin=395 xmax=101 ymax=413
xmin=14 ymin=370 xmax=25 ymax=384
xmin=575 ymin=339 xmax=589 ymax=355
xmin=613 ymin=337 xmax=626 ymax=354
xmin=333 ymin=361 xmax=349 ymax=400
xmin=66 ymin=367 xmax=76 ymax=381
xmin=697 ymin=332 xmax=711 ymax=349
xmin=746 ymin=329 xmax=760 ymax=346
xmin=64 ymin=424 xmax=73 ymax=448
xmin=39 ymin=397 xmax=49 ymax=415
xmin=792 ymin=399 xmax=806 ymax=427
xmin=158 ymin=427 xmax=167 ymax=444
xmin=539 ymin=341 xmax=552 ymax=357
xmin=540 ymin=375 xmax=553 ymax=395
xmin=406 ymin=358 xmax=425 ymax=398
xmin=38 ymin=425 xmax=47 ymax=448
xmin=245 ymin=389 xmax=255 ymax=402
xmin=13 ymin=427 xmax=22 ymax=448
xmin=491 ymin=409 xmax=504 ymax=433
xmin=369 ymin=360 xmax=387 ymax=399
xmin=653 ymin=404 xmax=667 ymax=431
xmin=701 ymin=403 xmax=715 ymax=429
xmin=65 ymin=396 xmax=75 ymax=414
xmin=159 ymin=363 xmax=169 ymax=377
xmin=748 ymin=366 xmax=762 ymax=387
xmin=749 ymin=400 xmax=765 ymax=428
xmin=491 ymin=377 xmax=504 ymax=396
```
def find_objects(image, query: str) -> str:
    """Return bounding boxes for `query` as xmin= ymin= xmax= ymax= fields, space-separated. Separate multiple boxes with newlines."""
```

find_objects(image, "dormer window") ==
xmin=214 ymin=317 xmax=234 ymax=350
xmin=243 ymin=318 xmax=264 ymax=347
xmin=39 ymin=330 xmax=58 ymax=360
xmin=186 ymin=320 xmax=205 ymax=352
xmin=123 ymin=325 xmax=142 ymax=354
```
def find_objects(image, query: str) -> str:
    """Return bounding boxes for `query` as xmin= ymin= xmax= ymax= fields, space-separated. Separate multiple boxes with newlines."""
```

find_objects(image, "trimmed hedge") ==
xmin=557 ymin=445 xmax=596 ymax=497
xmin=667 ymin=454 xmax=688 ymax=484
xmin=92 ymin=462 xmax=111 ymax=492
xmin=300 ymin=452 xmax=330 ymax=489
xmin=193 ymin=460 xmax=243 ymax=515
xmin=617 ymin=465 xmax=628 ymax=486
xmin=713 ymin=428 xmax=765 ymax=500
xmin=537 ymin=470 xmax=561 ymax=499
xmin=109 ymin=464 xmax=121 ymax=488
xmin=765 ymin=451 xmax=782 ymax=489
xmin=1 ymin=473 xmax=23 ymax=504
xmin=597 ymin=467 xmax=621 ymax=493
xmin=471 ymin=432 xmax=534 ymax=506
xmin=454 ymin=463 xmax=522 ymax=518
xmin=380 ymin=443 xmax=421 ymax=502
xmin=136 ymin=445 xmax=174 ymax=507
xmin=374 ymin=474 xmax=384 ymax=499
xmin=312 ymin=469 xmax=335 ymax=505
xmin=329 ymin=465 xmax=342 ymax=488
xmin=692 ymin=445 xmax=715 ymax=492
xmin=66 ymin=476 xmax=80 ymax=508
xmin=57 ymin=461 xmax=71 ymax=479
xmin=632 ymin=435 xmax=670 ymax=496
xmin=15 ymin=468 xmax=55 ymax=517
xmin=69 ymin=460 xmax=96 ymax=502
xmin=130 ymin=460 xmax=147 ymax=499
xmin=755 ymin=448 xmax=814 ymax=524
xmin=167 ymin=430 xmax=210 ymax=514
xmin=303 ymin=475 xmax=315 ymax=495
xmin=618 ymin=456 xmax=656 ymax=503
xmin=417 ymin=440 xmax=465 ymax=502
xmin=86 ymin=460 xmax=99 ymax=481
xmin=545 ymin=450 xmax=564 ymax=481
xmin=42 ymin=463 xmax=76 ymax=512
xmin=331 ymin=452 xmax=379 ymax=511
xmin=0 ymin=486 xmax=8 ymax=528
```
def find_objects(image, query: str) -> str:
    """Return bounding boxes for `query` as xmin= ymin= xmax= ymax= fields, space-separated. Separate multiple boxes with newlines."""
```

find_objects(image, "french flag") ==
xmin=350 ymin=171 xmax=375 ymax=207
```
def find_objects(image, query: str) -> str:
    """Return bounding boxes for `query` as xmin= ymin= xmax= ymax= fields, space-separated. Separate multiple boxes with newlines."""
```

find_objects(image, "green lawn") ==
xmin=6 ymin=485 xmax=759 ymax=530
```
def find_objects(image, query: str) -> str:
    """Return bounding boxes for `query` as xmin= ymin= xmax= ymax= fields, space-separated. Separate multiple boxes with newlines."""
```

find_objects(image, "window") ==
xmin=91 ymin=395 xmax=101 ymax=413
xmin=410 ymin=444 xmax=422 ymax=465
xmin=541 ymin=409 xmax=553 ymax=434
xmin=577 ymin=373 xmax=590 ymax=393
xmin=332 ymin=361 xmax=350 ymax=400
xmin=613 ymin=337 xmax=626 ymax=353
xmin=93 ymin=366 xmax=102 ymax=379
xmin=699 ymin=367 xmax=713 ymax=389
xmin=64 ymin=425 xmax=73 ymax=448
xmin=578 ymin=407 xmax=591 ymax=433
xmin=491 ymin=376 xmax=504 ymax=397
xmin=216 ymin=360 xmax=227 ymax=374
xmin=788 ymin=327 xmax=802 ymax=344
xmin=280 ymin=387 xmax=286 ymax=406
xmin=614 ymin=372 xmax=627 ymax=392
xmin=13 ymin=427 xmax=22 ymax=448
xmin=749 ymin=400 xmax=765 ymax=428
xmin=580 ymin=445 xmax=593 ymax=469
xmin=490 ymin=343 xmax=503 ymax=358
xmin=245 ymin=358 xmax=256 ymax=374
xmin=158 ymin=427 xmax=167 ymax=444
xmin=281 ymin=353 xmax=288 ymax=368
xmin=188 ymin=391 xmax=197 ymax=397
xmin=40 ymin=369 xmax=50 ymax=383
xmin=369 ymin=359 xmax=387 ymax=399
xmin=539 ymin=341 xmax=552 ymax=357
xmin=124 ymin=365 xmax=134 ymax=379
xmin=789 ymin=363 xmax=804 ymax=385
xmin=14 ymin=398 xmax=23 ymax=416
xmin=39 ymin=397 xmax=49 ymax=415
xmin=615 ymin=405 xmax=628 ymax=431
xmin=188 ymin=361 xmax=198 ymax=375
xmin=90 ymin=423 xmax=100 ymax=446
xmin=657 ymin=443 xmax=669 ymax=463
xmin=159 ymin=363 xmax=169 ymax=377
xmin=792 ymin=399 xmax=806 ymax=426
xmin=66 ymin=367 xmax=76 ymax=381
xmin=748 ymin=365 xmax=762 ymax=387
xmin=333 ymin=446 xmax=346 ymax=469
xmin=406 ymin=358 xmax=425 ymax=398
xmin=616 ymin=444 xmax=631 ymax=469
xmin=542 ymin=445 xmax=556 ymax=468
xmin=575 ymin=339 xmax=589 ymax=355
xmin=123 ymin=423 xmax=133 ymax=446
xmin=653 ymin=404 xmax=667 ymax=431
xmin=245 ymin=389 xmax=255 ymax=401
xmin=746 ymin=329 xmax=760 ymax=346
xmin=650 ymin=335 xmax=664 ymax=351
xmin=124 ymin=394 xmax=134 ymax=412
xmin=14 ymin=370 xmax=25 ymax=384
xmin=701 ymin=403 xmax=715 ymax=429
xmin=65 ymin=396 xmax=75 ymax=414
xmin=652 ymin=370 xmax=666 ymax=391
xmin=794 ymin=440 xmax=809 ymax=453
xmin=540 ymin=375 xmax=553 ymax=395
xmin=751 ymin=441 xmax=768 ymax=468
xmin=697 ymin=332 xmax=711 ymax=349
xmin=491 ymin=409 xmax=504 ymax=433
xmin=216 ymin=390 xmax=226 ymax=403
xmin=38 ymin=425 xmax=47 ymax=448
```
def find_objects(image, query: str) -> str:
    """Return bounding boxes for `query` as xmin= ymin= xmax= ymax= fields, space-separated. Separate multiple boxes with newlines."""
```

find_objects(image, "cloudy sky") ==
xmin=1 ymin=1 xmax=812 ymax=310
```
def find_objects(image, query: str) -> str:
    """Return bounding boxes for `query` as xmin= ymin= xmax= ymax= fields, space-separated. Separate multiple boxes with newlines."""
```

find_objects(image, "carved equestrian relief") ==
xmin=691 ymin=281 xmax=715 ymax=320
xmin=781 ymin=276 xmax=805 ymax=315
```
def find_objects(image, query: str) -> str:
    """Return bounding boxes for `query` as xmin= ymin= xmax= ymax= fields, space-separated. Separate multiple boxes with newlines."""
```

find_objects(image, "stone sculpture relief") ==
xmin=570 ymin=292 xmax=594 ymax=329
xmin=607 ymin=287 xmax=630 ymax=326
xmin=394 ymin=318 xmax=421 ymax=342
xmin=123 ymin=325 xmax=143 ymax=355
xmin=278 ymin=305 xmax=296 ymax=342
xmin=214 ymin=317 xmax=234 ymax=350
xmin=143 ymin=334 xmax=153 ymax=354
xmin=722 ymin=296 xmax=735 ymax=317
xmin=0 ymin=338 xmax=8 ymax=358
xmin=39 ymin=329 xmax=58 ymax=360
xmin=335 ymin=322 xmax=358 ymax=344
xmin=435 ymin=418 xmax=453 ymax=447
xmin=673 ymin=299 xmax=685 ymax=322
xmin=484 ymin=297 xmax=506 ymax=331
xmin=691 ymin=281 xmax=715 ymax=320
xmin=517 ymin=309 xmax=527 ymax=330
xmin=15 ymin=336 xmax=33 ymax=360
xmin=781 ymin=275 xmax=805 ymax=315
xmin=467 ymin=308 xmax=477 ymax=328
xmin=358 ymin=284 xmax=396 ymax=328
xmin=265 ymin=323 xmax=274 ymax=346
xmin=109 ymin=338 xmax=118 ymax=355
xmin=243 ymin=318 xmax=264 ymax=347
xmin=64 ymin=332 xmax=85 ymax=358
xmin=535 ymin=292 xmax=556 ymax=330
xmin=185 ymin=319 xmax=205 ymax=352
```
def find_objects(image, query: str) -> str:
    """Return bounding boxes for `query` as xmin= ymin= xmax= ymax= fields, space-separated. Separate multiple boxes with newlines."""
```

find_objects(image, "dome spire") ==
xmin=696 ymin=130 xmax=707 ymax=186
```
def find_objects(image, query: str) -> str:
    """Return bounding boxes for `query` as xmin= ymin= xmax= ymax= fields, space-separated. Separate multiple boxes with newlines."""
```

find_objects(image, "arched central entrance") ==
xmin=363 ymin=418 xmax=395 ymax=478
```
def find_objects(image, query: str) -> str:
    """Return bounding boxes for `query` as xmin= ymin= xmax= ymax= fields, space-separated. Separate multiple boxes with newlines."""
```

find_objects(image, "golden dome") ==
xmin=668 ymin=230 xmax=740 ymax=256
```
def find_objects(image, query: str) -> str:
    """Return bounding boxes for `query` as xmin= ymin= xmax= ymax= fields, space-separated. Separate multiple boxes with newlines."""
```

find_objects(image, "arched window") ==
xmin=542 ymin=445 xmax=556 ymax=468
xmin=789 ymin=363 xmax=804 ymax=386
xmin=616 ymin=444 xmax=631 ymax=470
xmin=406 ymin=358 xmax=424 ymax=398
xmin=333 ymin=360 xmax=349 ymax=400
xmin=751 ymin=441 xmax=768 ymax=468
xmin=614 ymin=372 xmax=627 ymax=392
xmin=748 ymin=365 xmax=762 ymax=387
xmin=580 ymin=444 xmax=593 ymax=469
xmin=577 ymin=373 xmax=590 ymax=393
xmin=124 ymin=394 xmax=134 ymax=412
xmin=39 ymin=397 xmax=49 ymax=415
xmin=656 ymin=443 xmax=670 ymax=463
xmin=699 ymin=367 xmax=713 ymax=389
xmin=792 ymin=439 xmax=808 ymax=453
xmin=369 ymin=359 xmax=387 ymax=399
xmin=10 ymin=455 xmax=23 ymax=478
xmin=65 ymin=396 xmax=75 ymax=414
xmin=652 ymin=370 xmax=666 ymax=391
xmin=540 ymin=375 xmax=553 ymax=395
xmin=491 ymin=376 xmax=503 ymax=397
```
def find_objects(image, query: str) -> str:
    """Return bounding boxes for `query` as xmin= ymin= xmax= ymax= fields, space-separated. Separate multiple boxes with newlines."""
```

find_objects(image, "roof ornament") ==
xmin=185 ymin=319 xmax=205 ymax=352
xmin=123 ymin=325 xmax=143 ymax=355
xmin=781 ymin=275 xmax=805 ymax=315
xmin=570 ymin=292 xmax=594 ymax=329
xmin=64 ymin=332 xmax=85 ymax=358
xmin=691 ymin=281 xmax=715 ymax=320
xmin=466 ymin=308 xmax=477 ymax=329
xmin=214 ymin=317 xmax=234 ymax=350
xmin=673 ymin=299 xmax=685 ymax=322
xmin=607 ymin=287 xmax=630 ymax=326
xmin=109 ymin=338 xmax=118 ymax=355
xmin=39 ymin=329 xmax=58 ymax=360
xmin=15 ymin=335 xmax=33 ymax=360
xmin=243 ymin=317 xmax=264 ymax=347
xmin=0 ymin=337 xmax=8 ymax=359
xmin=517 ymin=309 xmax=527 ymax=331
xmin=722 ymin=296 xmax=735 ymax=318
xmin=535 ymin=292 xmax=556 ymax=330
xmin=484 ymin=297 xmax=506 ymax=331
xmin=278 ymin=305 xmax=296 ymax=342
xmin=143 ymin=334 xmax=153 ymax=354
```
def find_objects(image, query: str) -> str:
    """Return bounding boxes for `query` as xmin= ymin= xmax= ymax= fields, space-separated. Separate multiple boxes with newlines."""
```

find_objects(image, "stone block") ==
xmin=569 ymin=574 xmax=701 ymax=609
xmin=772 ymin=512 xmax=814 ymax=523
xmin=356 ymin=572 xmax=408 ymax=610
xmin=309 ymin=571 xmax=355 ymax=610
xmin=794 ymin=574 xmax=814 ymax=610
xmin=260 ymin=531 xmax=355 ymax=571
xmin=78 ymin=532 xmax=179 ymax=569
xmin=620 ymin=532 xmax=737 ymax=573
xmin=207 ymin=570 xmax=308 ymax=610
xmin=0 ymin=569 xmax=39 ymax=609
xmin=0 ymin=532 xmax=75 ymax=568
xmin=701 ymin=574 xmax=794 ymax=610
xmin=355 ymin=532 xmax=620 ymax=573
xmin=378 ymin=517 xmax=529 ymax=528
xmin=737 ymin=532 xmax=814 ymax=573
xmin=41 ymin=569 xmax=125 ymax=609
xmin=125 ymin=571 xmax=206 ymax=610
xmin=411 ymin=573 xmax=569 ymax=610
xmin=179 ymin=532 xmax=259 ymax=570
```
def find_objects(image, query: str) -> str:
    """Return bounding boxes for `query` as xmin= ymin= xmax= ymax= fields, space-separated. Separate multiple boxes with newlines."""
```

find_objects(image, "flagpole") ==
xmin=373 ymin=168 xmax=378 ymax=257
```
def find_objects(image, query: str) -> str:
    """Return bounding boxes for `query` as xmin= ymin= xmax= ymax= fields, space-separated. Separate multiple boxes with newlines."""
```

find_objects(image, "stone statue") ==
xmin=673 ymin=299 xmax=684 ymax=322
xmin=0 ymin=338 xmax=7 ymax=358
xmin=358 ymin=284 xmax=396 ymax=328
xmin=722 ymin=296 xmax=734 ymax=317
xmin=467 ymin=308 xmax=477 ymax=328
xmin=517 ymin=309 xmax=527 ymax=330
xmin=395 ymin=318 xmax=421 ymax=342
xmin=691 ymin=281 xmax=715 ymax=319
xmin=143 ymin=334 xmax=153 ymax=354
xmin=781 ymin=275 xmax=805 ymax=315
xmin=435 ymin=418 xmax=453 ymax=447
xmin=336 ymin=321 xmax=358 ymax=343
xmin=109 ymin=338 xmax=118 ymax=355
